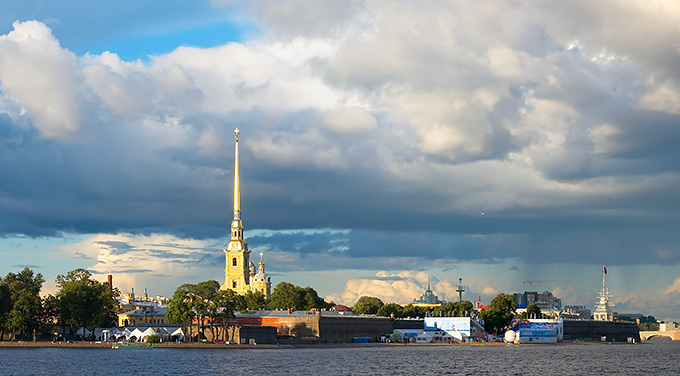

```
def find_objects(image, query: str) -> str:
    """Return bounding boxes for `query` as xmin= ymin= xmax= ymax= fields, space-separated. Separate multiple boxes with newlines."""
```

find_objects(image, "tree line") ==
xmin=0 ymin=267 xmax=119 ymax=341
xmin=351 ymin=293 xmax=518 ymax=334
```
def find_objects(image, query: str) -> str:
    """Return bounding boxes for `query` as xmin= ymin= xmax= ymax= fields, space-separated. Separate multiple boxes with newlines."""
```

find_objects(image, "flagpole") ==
xmin=602 ymin=265 xmax=606 ymax=298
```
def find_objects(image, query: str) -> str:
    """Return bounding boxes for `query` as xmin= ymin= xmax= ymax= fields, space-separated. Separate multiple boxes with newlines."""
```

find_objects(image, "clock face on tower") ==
xmin=229 ymin=242 xmax=242 ymax=251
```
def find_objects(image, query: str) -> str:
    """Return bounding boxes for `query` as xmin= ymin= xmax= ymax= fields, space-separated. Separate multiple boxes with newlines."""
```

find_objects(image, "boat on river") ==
xmin=111 ymin=341 xmax=153 ymax=349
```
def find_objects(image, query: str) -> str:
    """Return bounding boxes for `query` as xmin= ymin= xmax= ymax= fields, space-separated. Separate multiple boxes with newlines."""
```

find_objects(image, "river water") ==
xmin=1 ymin=338 xmax=678 ymax=375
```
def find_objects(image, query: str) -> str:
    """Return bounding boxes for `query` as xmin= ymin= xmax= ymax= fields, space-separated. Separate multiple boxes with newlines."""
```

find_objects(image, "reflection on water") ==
xmin=1 ymin=340 xmax=679 ymax=375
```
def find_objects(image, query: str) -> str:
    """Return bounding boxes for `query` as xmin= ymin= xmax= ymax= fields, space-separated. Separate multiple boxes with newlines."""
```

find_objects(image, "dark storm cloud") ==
xmin=2 ymin=0 xmax=680 ymax=277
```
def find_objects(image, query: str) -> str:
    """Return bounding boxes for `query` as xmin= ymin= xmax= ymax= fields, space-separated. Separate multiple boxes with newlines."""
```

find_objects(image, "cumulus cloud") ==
xmin=326 ymin=270 xmax=498 ymax=306
xmin=637 ymin=82 xmax=680 ymax=115
xmin=325 ymin=271 xmax=436 ymax=306
xmin=58 ymin=233 xmax=224 ymax=296
xmin=0 ymin=21 xmax=85 ymax=138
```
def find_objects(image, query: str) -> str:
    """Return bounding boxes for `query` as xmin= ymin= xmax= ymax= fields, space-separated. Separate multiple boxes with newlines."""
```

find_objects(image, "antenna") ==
xmin=456 ymin=278 xmax=466 ymax=303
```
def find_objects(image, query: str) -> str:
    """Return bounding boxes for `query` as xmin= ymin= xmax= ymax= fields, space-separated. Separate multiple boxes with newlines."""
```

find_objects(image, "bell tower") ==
xmin=251 ymin=252 xmax=272 ymax=299
xmin=221 ymin=128 xmax=251 ymax=293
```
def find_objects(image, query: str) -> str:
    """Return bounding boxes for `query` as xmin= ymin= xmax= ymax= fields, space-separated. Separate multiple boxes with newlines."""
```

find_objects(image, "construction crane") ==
xmin=523 ymin=279 xmax=554 ymax=287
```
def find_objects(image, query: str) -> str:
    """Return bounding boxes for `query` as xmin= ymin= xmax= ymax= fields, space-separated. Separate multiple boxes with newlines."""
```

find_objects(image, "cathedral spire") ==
xmin=230 ymin=128 xmax=244 ymax=241
xmin=222 ymin=128 xmax=250 ymax=292
xmin=233 ymin=128 xmax=241 ymax=221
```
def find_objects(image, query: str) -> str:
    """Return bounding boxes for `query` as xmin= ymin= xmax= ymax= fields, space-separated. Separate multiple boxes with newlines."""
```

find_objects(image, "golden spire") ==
xmin=233 ymin=128 xmax=241 ymax=220
xmin=230 ymin=128 xmax=244 ymax=241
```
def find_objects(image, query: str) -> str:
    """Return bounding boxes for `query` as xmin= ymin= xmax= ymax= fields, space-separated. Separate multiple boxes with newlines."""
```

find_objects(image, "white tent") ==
xmin=106 ymin=328 xmax=123 ymax=340
xmin=415 ymin=332 xmax=433 ymax=343
xmin=120 ymin=328 xmax=132 ymax=340
xmin=140 ymin=327 xmax=157 ymax=341
xmin=76 ymin=327 xmax=92 ymax=338
xmin=128 ymin=328 xmax=144 ymax=342
xmin=170 ymin=327 xmax=184 ymax=340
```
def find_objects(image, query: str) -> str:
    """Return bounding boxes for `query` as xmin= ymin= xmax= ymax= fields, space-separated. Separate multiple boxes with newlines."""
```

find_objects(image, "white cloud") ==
xmin=637 ymin=82 xmax=680 ymax=115
xmin=486 ymin=46 xmax=555 ymax=82
xmin=325 ymin=271 xmax=480 ymax=306
xmin=0 ymin=21 xmax=85 ymax=138
xmin=325 ymin=271 xmax=427 ymax=306
xmin=321 ymin=107 xmax=377 ymax=135
xmin=588 ymin=123 xmax=621 ymax=154
xmin=58 ymin=233 xmax=222 ymax=297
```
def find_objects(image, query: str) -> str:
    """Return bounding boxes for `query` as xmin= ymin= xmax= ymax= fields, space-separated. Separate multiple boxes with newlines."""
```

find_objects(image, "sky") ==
xmin=1 ymin=0 xmax=680 ymax=320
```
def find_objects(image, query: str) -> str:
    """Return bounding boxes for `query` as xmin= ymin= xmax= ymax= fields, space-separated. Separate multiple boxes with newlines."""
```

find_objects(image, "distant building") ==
xmin=659 ymin=322 xmax=677 ymax=332
xmin=513 ymin=291 xmax=562 ymax=310
xmin=329 ymin=305 xmax=354 ymax=312
xmin=563 ymin=305 xmax=592 ymax=319
xmin=118 ymin=306 xmax=169 ymax=327
xmin=409 ymin=280 xmax=445 ymax=308
xmin=119 ymin=287 xmax=169 ymax=313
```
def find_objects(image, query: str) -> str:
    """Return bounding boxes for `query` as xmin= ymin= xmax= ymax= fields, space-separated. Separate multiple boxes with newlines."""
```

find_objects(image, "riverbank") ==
xmin=0 ymin=340 xmax=628 ymax=349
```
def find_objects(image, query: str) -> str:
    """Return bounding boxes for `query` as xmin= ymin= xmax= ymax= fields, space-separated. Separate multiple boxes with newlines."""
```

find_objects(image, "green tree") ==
xmin=167 ymin=282 xmax=241 ymax=342
xmin=377 ymin=303 xmax=403 ymax=318
xmin=54 ymin=269 xmax=120 ymax=337
xmin=2 ymin=268 xmax=44 ymax=340
xmin=0 ymin=277 xmax=12 ymax=340
xmin=214 ymin=289 xmax=240 ymax=341
xmin=638 ymin=316 xmax=659 ymax=331
xmin=523 ymin=304 xmax=542 ymax=319
xmin=270 ymin=282 xmax=303 ymax=310
xmin=432 ymin=301 xmax=475 ymax=317
xmin=269 ymin=282 xmax=331 ymax=310
xmin=353 ymin=296 xmax=384 ymax=314
xmin=192 ymin=280 xmax=221 ymax=340
xmin=241 ymin=290 xmax=267 ymax=311
xmin=301 ymin=287 xmax=330 ymax=310
xmin=479 ymin=293 xmax=516 ymax=335
xmin=166 ymin=284 xmax=197 ymax=341
xmin=401 ymin=304 xmax=425 ymax=318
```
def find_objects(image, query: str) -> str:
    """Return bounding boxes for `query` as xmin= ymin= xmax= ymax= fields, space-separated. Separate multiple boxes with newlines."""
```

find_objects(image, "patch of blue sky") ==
xmin=79 ymin=21 xmax=258 ymax=61
xmin=0 ymin=0 xmax=258 ymax=61
xmin=0 ymin=233 xmax=88 ymax=277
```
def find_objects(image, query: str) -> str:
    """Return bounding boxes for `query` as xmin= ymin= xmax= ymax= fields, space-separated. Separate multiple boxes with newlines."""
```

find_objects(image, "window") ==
xmin=232 ymin=258 xmax=237 ymax=266
xmin=232 ymin=280 xmax=237 ymax=288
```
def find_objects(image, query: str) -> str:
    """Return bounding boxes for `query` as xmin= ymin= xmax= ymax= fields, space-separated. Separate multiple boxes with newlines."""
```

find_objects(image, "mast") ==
xmin=602 ymin=264 xmax=606 ymax=299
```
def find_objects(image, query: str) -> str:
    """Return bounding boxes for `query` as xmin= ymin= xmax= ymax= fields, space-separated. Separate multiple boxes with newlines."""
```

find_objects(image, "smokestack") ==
xmin=107 ymin=275 xmax=113 ymax=289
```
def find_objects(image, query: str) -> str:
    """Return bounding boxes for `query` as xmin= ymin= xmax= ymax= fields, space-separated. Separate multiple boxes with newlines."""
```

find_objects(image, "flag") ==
xmin=603 ymin=265 xmax=607 ymax=274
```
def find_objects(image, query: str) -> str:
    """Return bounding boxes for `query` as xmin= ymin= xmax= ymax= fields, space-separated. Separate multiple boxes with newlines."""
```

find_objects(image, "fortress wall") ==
xmin=319 ymin=316 xmax=394 ymax=343
xmin=563 ymin=320 xmax=640 ymax=342
xmin=233 ymin=313 xmax=393 ymax=343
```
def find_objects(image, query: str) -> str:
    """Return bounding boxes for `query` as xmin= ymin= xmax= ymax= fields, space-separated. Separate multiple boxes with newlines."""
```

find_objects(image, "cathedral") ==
xmin=220 ymin=128 xmax=271 ymax=299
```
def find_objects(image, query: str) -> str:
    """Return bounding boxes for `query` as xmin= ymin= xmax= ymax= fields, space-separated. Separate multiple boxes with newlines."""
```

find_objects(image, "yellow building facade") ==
xmin=220 ymin=129 xmax=271 ymax=299
xmin=118 ymin=306 xmax=168 ymax=327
